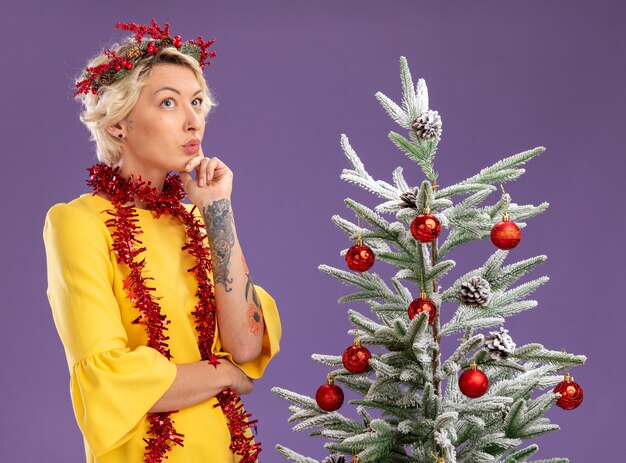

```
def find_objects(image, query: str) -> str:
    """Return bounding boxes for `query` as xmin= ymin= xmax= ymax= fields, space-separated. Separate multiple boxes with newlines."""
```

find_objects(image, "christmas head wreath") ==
xmin=73 ymin=18 xmax=216 ymax=97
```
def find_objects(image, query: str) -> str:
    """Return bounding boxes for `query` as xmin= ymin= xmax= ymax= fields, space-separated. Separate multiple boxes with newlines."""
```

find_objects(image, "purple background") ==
xmin=2 ymin=1 xmax=623 ymax=461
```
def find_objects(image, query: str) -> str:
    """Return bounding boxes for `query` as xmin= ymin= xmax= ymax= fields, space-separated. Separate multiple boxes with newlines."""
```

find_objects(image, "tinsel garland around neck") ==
xmin=87 ymin=163 xmax=261 ymax=463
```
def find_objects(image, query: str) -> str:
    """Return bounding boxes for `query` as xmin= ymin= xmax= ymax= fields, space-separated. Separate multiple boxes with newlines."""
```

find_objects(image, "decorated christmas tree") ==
xmin=272 ymin=57 xmax=586 ymax=463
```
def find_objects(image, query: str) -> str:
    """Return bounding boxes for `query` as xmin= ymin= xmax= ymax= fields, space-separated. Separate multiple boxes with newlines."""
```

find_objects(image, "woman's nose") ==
xmin=184 ymin=105 xmax=202 ymax=132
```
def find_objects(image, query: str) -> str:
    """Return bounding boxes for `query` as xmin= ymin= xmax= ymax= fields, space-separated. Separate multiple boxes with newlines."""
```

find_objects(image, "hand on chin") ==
xmin=178 ymin=150 xmax=233 ymax=209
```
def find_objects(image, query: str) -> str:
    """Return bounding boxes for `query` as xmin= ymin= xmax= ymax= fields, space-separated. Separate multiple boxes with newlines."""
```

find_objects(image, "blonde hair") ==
xmin=74 ymin=40 xmax=216 ymax=165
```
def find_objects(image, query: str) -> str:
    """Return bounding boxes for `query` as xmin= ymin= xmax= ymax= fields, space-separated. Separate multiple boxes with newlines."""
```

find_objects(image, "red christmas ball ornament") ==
xmin=410 ymin=208 xmax=442 ymax=243
xmin=342 ymin=338 xmax=372 ymax=374
xmin=345 ymin=240 xmax=375 ymax=272
xmin=490 ymin=213 xmax=521 ymax=250
xmin=459 ymin=363 xmax=489 ymax=398
xmin=407 ymin=291 xmax=437 ymax=324
xmin=553 ymin=373 xmax=583 ymax=410
xmin=316 ymin=375 xmax=344 ymax=411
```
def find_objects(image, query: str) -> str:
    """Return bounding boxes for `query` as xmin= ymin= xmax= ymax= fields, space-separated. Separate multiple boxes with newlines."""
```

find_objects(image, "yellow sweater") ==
xmin=43 ymin=193 xmax=281 ymax=463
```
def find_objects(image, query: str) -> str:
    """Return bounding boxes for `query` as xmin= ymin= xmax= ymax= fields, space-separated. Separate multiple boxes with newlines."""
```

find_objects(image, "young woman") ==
xmin=43 ymin=20 xmax=280 ymax=463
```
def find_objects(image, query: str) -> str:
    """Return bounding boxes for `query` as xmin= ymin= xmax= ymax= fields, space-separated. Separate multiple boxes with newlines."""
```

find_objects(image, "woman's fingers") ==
xmin=200 ymin=157 xmax=226 ymax=187
xmin=184 ymin=153 xmax=204 ymax=173
xmin=181 ymin=155 xmax=231 ymax=191
xmin=220 ymin=359 xmax=254 ymax=395
xmin=207 ymin=157 xmax=220 ymax=181
xmin=197 ymin=157 xmax=211 ymax=187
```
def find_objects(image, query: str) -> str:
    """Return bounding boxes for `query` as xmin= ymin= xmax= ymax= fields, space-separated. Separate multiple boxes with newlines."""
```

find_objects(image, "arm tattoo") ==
xmin=203 ymin=199 xmax=235 ymax=292
xmin=242 ymin=255 xmax=264 ymax=336
xmin=247 ymin=303 xmax=263 ymax=336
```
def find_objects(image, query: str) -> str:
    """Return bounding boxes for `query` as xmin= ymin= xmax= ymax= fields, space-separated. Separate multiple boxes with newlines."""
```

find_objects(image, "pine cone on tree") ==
xmin=399 ymin=187 xmax=420 ymax=209
xmin=460 ymin=275 xmax=491 ymax=307
xmin=322 ymin=455 xmax=346 ymax=463
xmin=485 ymin=327 xmax=516 ymax=360
xmin=412 ymin=110 xmax=442 ymax=141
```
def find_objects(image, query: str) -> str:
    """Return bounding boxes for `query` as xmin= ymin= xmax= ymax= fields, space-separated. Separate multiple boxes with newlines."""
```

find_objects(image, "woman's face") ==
xmin=117 ymin=63 xmax=206 ymax=177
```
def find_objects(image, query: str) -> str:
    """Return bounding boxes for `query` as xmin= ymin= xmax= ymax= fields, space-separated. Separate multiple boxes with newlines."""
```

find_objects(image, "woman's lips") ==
xmin=182 ymin=143 xmax=200 ymax=154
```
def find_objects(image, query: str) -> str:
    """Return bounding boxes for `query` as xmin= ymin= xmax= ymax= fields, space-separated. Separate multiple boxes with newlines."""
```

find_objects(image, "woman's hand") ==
xmin=219 ymin=358 xmax=254 ymax=395
xmin=148 ymin=358 xmax=254 ymax=412
xmin=178 ymin=147 xmax=233 ymax=208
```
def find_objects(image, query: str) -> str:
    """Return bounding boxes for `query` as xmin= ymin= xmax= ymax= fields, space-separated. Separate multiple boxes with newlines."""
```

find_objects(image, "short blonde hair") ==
xmin=74 ymin=40 xmax=216 ymax=165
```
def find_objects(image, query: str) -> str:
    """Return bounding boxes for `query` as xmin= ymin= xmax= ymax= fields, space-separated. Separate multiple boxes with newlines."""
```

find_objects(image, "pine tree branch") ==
xmin=400 ymin=56 xmax=419 ymax=121
xmin=334 ymin=374 xmax=373 ymax=395
xmin=487 ymin=201 xmax=550 ymax=222
xmin=273 ymin=387 xmax=319 ymax=409
xmin=441 ymin=335 xmax=485 ymax=376
xmin=344 ymin=198 xmax=417 ymax=257
xmin=311 ymin=354 xmax=343 ymax=367
xmin=489 ymin=277 xmax=549 ymax=308
xmin=340 ymin=134 xmax=404 ymax=200
xmin=349 ymin=398 xmax=418 ymax=420
xmin=275 ymin=445 xmax=320 ymax=463
xmin=438 ymin=228 xmax=484 ymax=259
xmin=457 ymin=432 xmax=522 ymax=461
xmin=392 ymin=166 xmax=411 ymax=192
xmin=388 ymin=131 xmax=438 ymax=180
xmin=375 ymin=91 xmax=413 ymax=129
xmin=440 ymin=306 xmax=506 ymax=336
xmin=456 ymin=146 xmax=546 ymax=187
xmin=436 ymin=182 xmax=499 ymax=200
xmin=318 ymin=264 xmax=402 ymax=308
xmin=487 ymin=255 xmax=547 ymax=292
xmin=501 ymin=444 xmax=539 ymax=463
xmin=325 ymin=419 xmax=395 ymax=461
xmin=333 ymin=214 xmax=394 ymax=246
xmin=415 ymin=75 xmax=430 ymax=115
xmin=347 ymin=309 xmax=392 ymax=334
xmin=488 ymin=366 xmax=554 ymax=399
xmin=292 ymin=413 xmax=363 ymax=434
xmin=511 ymin=344 xmax=586 ymax=368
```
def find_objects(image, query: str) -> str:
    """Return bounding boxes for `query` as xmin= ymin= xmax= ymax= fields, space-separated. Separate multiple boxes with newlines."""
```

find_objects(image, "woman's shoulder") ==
xmin=44 ymin=193 xmax=113 ymax=239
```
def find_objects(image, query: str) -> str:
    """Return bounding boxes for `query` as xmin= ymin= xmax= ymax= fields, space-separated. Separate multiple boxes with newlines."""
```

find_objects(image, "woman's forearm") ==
xmin=202 ymin=198 xmax=265 ymax=363
xmin=147 ymin=361 xmax=232 ymax=413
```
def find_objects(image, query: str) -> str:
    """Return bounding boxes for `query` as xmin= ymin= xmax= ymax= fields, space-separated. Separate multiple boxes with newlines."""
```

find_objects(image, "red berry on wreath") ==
xmin=491 ymin=213 xmax=521 ymax=250
xmin=407 ymin=291 xmax=437 ymax=324
xmin=553 ymin=373 xmax=583 ymax=410
xmin=459 ymin=362 xmax=489 ymax=398
xmin=410 ymin=208 xmax=441 ymax=243
xmin=316 ymin=375 xmax=344 ymax=411
xmin=342 ymin=338 xmax=371 ymax=374
xmin=345 ymin=240 xmax=375 ymax=272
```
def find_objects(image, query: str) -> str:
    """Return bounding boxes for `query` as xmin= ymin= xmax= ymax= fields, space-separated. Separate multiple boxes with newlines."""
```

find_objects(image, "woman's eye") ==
xmin=192 ymin=98 xmax=203 ymax=106
xmin=160 ymin=98 xmax=175 ymax=108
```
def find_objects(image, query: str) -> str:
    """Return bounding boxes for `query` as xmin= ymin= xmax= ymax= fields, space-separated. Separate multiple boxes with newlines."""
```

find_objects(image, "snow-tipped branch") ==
xmin=455 ymin=146 xmax=546 ymax=187
xmin=388 ymin=131 xmax=438 ymax=180
xmin=511 ymin=344 xmax=587 ymax=369
xmin=275 ymin=445 xmax=320 ymax=463
xmin=340 ymin=134 xmax=405 ymax=200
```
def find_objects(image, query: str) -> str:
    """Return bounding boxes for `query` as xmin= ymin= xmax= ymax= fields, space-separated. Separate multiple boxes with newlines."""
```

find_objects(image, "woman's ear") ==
xmin=106 ymin=121 xmax=126 ymax=139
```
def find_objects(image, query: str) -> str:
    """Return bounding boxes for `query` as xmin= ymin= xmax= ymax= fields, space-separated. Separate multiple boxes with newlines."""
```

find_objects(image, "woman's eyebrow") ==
xmin=154 ymin=87 xmax=203 ymax=96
